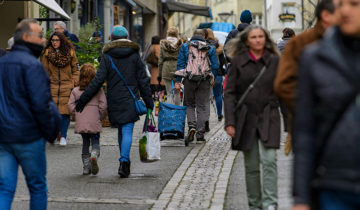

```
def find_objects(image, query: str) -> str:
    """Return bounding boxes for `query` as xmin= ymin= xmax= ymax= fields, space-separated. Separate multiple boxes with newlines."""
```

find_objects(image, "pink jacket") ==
xmin=68 ymin=87 xmax=107 ymax=134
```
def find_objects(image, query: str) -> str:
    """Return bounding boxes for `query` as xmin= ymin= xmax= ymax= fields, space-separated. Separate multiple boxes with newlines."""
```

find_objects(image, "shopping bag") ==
xmin=139 ymin=110 xmax=161 ymax=162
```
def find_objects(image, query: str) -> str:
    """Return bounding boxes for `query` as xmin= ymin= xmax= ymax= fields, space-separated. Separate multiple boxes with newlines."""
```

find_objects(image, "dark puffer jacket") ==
xmin=224 ymin=23 xmax=250 ymax=45
xmin=0 ymin=44 xmax=61 ymax=143
xmin=77 ymin=39 xmax=153 ymax=125
xmin=294 ymin=27 xmax=360 ymax=205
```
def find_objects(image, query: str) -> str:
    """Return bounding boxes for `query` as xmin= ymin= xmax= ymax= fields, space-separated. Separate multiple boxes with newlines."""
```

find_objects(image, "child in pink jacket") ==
xmin=68 ymin=63 xmax=107 ymax=175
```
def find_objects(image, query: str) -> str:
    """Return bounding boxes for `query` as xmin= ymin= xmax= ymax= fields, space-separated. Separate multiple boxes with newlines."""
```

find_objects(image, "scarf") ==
xmin=46 ymin=47 xmax=71 ymax=68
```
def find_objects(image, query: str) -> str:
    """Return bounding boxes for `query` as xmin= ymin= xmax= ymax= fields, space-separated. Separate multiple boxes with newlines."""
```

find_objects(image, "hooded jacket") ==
xmin=158 ymin=37 xmax=183 ymax=80
xmin=77 ymin=39 xmax=153 ymax=125
xmin=42 ymin=47 xmax=79 ymax=115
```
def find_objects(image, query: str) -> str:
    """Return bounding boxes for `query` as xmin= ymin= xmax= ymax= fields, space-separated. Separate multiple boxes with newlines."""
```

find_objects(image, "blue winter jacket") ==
xmin=176 ymin=36 xmax=219 ymax=82
xmin=0 ymin=44 xmax=61 ymax=143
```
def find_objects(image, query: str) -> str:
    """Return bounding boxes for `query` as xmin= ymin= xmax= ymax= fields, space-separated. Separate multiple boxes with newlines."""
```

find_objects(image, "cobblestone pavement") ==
xmin=151 ymin=122 xmax=238 ymax=210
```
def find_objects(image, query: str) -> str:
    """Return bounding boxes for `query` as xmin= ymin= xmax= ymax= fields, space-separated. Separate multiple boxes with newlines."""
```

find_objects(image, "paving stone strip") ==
xmin=151 ymin=123 xmax=238 ymax=210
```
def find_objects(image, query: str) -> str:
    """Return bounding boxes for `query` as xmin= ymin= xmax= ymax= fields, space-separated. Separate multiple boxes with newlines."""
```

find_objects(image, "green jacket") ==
xmin=158 ymin=38 xmax=183 ymax=80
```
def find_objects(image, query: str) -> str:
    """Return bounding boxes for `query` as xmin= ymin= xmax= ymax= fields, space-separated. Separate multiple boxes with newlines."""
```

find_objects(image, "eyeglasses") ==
xmin=51 ymin=39 xmax=60 ymax=42
xmin=27 ymin=32 xmax=44 ymax=39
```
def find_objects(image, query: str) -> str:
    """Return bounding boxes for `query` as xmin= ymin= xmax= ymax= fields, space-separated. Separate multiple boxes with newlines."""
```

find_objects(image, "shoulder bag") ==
xmin=108 ymin=56 xmax=147 ymax=116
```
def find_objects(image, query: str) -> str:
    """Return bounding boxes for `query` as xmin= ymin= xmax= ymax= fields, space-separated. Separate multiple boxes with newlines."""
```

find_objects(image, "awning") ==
xmin=33 ymin=0 xmax=71 ymax=20
xmin=163 ymin=0 xmax=212 ymax=18
xmin=133 ymin=0 xmax=156 ymax=15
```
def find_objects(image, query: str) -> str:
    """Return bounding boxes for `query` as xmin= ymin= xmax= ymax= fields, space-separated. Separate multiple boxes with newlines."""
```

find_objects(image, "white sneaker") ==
xmin=59 ymin=137 xmax=67 ymax=146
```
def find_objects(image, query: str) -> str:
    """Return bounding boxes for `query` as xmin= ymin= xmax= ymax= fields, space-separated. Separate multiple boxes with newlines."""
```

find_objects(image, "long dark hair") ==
xmin=45 ymin=32 xmax=74 ymax=55
xmin=225 ymin=25 xmax=279 ymax=59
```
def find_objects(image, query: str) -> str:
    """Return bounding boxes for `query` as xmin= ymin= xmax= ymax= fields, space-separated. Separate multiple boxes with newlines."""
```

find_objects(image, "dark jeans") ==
xmin=81 ymin=133 xmax=100 ymax=155
xmin=213 ymin=76 xmax=223 ymax=117
xmin=0 ymin=139 xmax=47 ymax=210
xmin=319 ymin=190 xmax=360 ymax=210
xmin=61 ymin=114 xmax=70 ymax=138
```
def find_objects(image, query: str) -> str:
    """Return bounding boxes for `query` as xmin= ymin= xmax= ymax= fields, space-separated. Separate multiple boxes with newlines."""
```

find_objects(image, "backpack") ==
xmin=184 ymin=41 xmax=212 ymax=81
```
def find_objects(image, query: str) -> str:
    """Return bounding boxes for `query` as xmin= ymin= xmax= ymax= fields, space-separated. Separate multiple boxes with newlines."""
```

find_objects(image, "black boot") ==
xmin=205 ymin=121 xmax=210 ymax=132
xmin=118 ymin=161 xmax=131 ymax=178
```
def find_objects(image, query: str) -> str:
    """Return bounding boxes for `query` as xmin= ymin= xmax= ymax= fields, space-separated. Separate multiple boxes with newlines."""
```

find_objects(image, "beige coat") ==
xmin=42 ymin=49 xmax=79 ymax=115
xmin=68 ymin=87 xmax=107 ymax=134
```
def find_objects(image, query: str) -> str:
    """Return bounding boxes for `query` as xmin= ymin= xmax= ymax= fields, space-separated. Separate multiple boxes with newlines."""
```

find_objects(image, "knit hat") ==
xmin=112 ymin=25 xmax=128 ymax=38
xmin=240 ymin=10 xmax=252 ymax=24
xmin=167 ymin=26 xmax=179 ymax=38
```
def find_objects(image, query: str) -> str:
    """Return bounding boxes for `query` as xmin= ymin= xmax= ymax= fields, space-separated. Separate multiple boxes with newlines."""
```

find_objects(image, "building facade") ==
xmin=265 ymin=0 xmax=303 ymax=41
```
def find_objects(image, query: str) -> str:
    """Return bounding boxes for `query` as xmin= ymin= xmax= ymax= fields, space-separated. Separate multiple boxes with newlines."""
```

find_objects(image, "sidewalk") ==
xmin=12 ymin=105 xmax=293 ymax=210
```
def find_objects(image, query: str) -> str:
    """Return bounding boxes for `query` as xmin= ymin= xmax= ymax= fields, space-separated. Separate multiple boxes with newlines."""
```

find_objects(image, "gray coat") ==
xmin=224 ymin=50 xmax=280 ymax=151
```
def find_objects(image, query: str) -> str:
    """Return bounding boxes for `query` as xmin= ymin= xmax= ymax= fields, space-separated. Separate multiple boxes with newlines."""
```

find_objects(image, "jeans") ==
xmin=164 ymin=79 xmax=181 ymax=105
xmin=117 ymin=123 xmax=134 ymax=162
xmin=81 ymin=133 xmax=100 ymax=155
xmin=243 ymin=139 xmax=278 ymax=210
xmin=61 ymin=114 xmax=70 ymax=138
xmin=0 ymin=139 xmax=47 ymax=210
xmin=213 ymin=76 xmax=223 ymax=117
xmin=319 ymin=190 xmax=360 ymax=210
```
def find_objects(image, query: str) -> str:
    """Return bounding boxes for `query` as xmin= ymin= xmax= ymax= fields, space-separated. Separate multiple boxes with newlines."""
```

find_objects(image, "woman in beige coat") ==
xmin=42 ymin=32 xmax=79 ymax=146
xmin=68 ymin=63 xmax=107 ymax=175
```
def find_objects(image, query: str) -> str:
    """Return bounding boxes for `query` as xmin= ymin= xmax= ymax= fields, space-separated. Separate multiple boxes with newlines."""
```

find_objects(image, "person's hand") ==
xmin=291 ymin=205 xmax=310 ymax=210
xmin=175 ymin=82 xmax=181 ymax=90
xmin=75 ymin=99 xmax=85 ymax=113
xmin=225 ymin=125 xmax=235 ymax=138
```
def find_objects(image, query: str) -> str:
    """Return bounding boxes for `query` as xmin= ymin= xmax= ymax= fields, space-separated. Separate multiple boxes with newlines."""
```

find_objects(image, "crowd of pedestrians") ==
xmin=1 ymin=0 xmax=360 ymax=209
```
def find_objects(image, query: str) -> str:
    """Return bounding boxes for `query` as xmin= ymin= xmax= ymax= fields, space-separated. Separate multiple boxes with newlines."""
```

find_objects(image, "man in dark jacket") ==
xmin=0 ymin=19 xmax=61 ymax=209
xmin=175 ymin=29 xmax=219 ymax=142
xmin=293 ymin=0 xmax=360 ymax=209
xmin=224 ymin=9 xmax=252 ymax=45
xmin=75 ymin=25 xmax=153 ymax=178
xmin=54 ymin=21 xmax=79 ymax=45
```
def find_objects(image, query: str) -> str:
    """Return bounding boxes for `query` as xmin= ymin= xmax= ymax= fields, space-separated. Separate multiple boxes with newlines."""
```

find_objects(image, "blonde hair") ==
xmin=206 ymin=28 xmax=216 ymax=41
xmin=167 ymin=26 xmax=179 ymax=38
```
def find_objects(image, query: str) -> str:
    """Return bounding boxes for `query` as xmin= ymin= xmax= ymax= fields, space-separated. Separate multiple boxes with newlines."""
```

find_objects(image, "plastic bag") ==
xmin=139 ymin=110 xmax=161 ymax=162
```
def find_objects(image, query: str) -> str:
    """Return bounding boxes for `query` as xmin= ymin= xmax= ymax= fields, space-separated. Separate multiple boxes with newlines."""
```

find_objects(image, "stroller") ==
xmin=158 ymin=88 xmax=189 ymax=146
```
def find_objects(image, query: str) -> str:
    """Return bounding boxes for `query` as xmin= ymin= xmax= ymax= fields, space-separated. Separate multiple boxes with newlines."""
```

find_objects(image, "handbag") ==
xmin=108 ymin=56 xmax=147 ymax=116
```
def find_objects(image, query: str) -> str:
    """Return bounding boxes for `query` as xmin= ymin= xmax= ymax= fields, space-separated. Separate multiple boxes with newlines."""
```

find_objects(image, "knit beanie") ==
xmin=167 ymin=26 xmax=179 ymax=38
xmin=112 ymin=25 xmax=128 ymax=38
xmin=240 ymin=10 xmax=252 ymax=24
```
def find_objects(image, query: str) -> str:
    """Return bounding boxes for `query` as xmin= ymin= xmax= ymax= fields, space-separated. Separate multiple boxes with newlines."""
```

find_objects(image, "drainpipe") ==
xmin=301 ymin=0 xmax=304 ymax=30
xmin=264 ymin=0 xmax=267 ymax=29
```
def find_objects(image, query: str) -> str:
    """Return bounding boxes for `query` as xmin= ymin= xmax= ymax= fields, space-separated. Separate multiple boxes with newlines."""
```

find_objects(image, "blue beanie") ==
xmin=240 ymin=10 xmax=252 ymax=24
xmin=112 ymin=25 xmax=128 ymax=38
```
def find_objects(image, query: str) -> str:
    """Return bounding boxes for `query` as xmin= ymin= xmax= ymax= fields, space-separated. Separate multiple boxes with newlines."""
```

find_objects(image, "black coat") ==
xmin=294 ymin=27 xmax=360 ymax=205
xmin=224 ymin=23 xmax=250 ymax=45
xmin=78 ymin=40 xmax=153 ymax=125
xmin=224 ymin=50 xmax=280 ymax=151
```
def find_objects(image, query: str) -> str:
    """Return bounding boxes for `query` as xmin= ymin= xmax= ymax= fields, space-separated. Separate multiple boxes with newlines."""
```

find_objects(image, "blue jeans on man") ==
xmin=0 ymin=139 xmax=47 ymax=210
xmin=319 ymin=190 xmax=360 ymax=210
xmin=117 ymin=123 xmax=135 ymax=162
